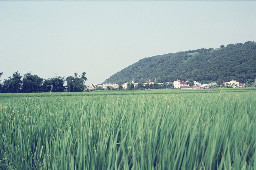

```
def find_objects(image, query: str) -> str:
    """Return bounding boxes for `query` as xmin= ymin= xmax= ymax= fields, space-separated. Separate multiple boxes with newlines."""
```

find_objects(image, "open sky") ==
xmin=0 ymin=1 xmax=256 ymax=85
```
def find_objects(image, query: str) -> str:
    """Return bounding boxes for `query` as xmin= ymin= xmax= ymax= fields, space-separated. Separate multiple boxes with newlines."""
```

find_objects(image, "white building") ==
xmin=122 ymin=82 xmax=129 ymax=89
xmin=121 ymin=81 xmax=139 ymax=89
xmin=200 ymin=82 xmax=217 ymax=89
xmin=224 ymin=80 xmax=239 ymax=88
xmin=173 ymin=80 xmax=189 ymax=89
xmin=193 ymin=81 xmax=201 ymax=86
xmin=102 ymin=83 xmax=119 ymax=90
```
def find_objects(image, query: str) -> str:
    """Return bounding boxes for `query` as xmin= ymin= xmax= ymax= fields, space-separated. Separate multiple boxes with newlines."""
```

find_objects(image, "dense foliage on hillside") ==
xmin=105 ymin=41 xmax=256 ymax=84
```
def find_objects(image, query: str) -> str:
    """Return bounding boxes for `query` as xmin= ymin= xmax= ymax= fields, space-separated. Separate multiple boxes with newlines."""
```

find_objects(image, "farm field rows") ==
xmin=0 ymin=88 xmax=256 ymax=169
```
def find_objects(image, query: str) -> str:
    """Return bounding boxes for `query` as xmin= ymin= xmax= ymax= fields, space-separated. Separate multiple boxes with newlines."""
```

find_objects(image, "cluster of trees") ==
xmin=0 ymin=72 xmax=87 ymax=93
xmin=105 ymin=41 xmax=256 ymax=84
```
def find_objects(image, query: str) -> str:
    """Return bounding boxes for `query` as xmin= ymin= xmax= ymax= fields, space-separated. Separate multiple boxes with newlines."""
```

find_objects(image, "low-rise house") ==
xmin=173 ymin=80 xmax=180 ymax=88
xmin=192 ymin=85 xmax=201 ymax=89
xmin=134 ymin=83 xmax=139 ymax=88
xmin=88 ymin=84 xmax=97 ymax=90
xmin=121 ymin=82 xmax=136 ymax=90
xmin=130 ymin=81 xmax=139 ymax=89
xmin=193 ymin=81 xmax=201 ymax=86
xmin=191 ymin=81 xmax=202 ymax=89
xmin=122 ymin=81 xmax=139 ymax=89
xmin=239 ymin=83 xmax=245 ymax=88
xmin=122 ymin=82 xmax=129 ymax=89
xmin=224 ymin=80 xmax=239 ymax=88
xmin=143 ymin=82 xmax=155 ymax=86
xmin=173 ymin=80 xmax=190 ymax=89
xmin=200 ymin=82 xmax=217 ymax=89
xmin=102 ymin=83 xmax=119 ymax=90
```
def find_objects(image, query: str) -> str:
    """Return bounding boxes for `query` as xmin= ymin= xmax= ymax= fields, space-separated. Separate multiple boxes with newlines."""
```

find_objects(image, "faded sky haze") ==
xmin=0 ymin=1 xmax=256 ymax=85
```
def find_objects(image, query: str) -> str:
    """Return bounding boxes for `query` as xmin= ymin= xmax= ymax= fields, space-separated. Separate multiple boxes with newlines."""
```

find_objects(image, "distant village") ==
xmin=87 ymin=79 xmax=250 ymax=91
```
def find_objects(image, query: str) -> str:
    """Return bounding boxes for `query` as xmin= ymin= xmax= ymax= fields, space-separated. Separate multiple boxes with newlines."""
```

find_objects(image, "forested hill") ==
xmin=105 ymin=41 xmax=256 ymax=84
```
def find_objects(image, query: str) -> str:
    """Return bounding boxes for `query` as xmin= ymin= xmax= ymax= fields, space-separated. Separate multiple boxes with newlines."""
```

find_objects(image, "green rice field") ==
xmin=0 ymin=88 xmax=256 ymax=169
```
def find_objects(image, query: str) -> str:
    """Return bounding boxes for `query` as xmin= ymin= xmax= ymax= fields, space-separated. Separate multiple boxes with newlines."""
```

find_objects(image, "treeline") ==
xmin=0 ymin=72 xmax=87 ymax=93
xmin=105 ymin=41 xmax=256 ymax=84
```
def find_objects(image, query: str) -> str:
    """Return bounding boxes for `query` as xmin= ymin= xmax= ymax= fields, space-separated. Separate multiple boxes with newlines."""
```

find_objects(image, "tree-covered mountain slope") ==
xmin=105 ymin=41 xmax=256 ymax=84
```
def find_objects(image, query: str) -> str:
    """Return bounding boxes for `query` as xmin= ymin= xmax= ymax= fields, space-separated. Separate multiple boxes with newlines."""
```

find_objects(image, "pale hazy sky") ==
xmin=0 ymin=1 xmax=256 ymax=85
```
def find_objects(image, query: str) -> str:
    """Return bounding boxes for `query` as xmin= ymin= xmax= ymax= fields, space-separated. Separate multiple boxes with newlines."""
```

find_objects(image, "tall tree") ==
xmin=22 ymin=73 xmax=43 ymax=93
xmin=0 ymin=72 xmax=2 ymax=92
xmin=2 ymin=71 xmax=22 ymax=93
xmin=188 ymin=80 xmax=194 ymax=87
xmin=66 ymin=72 xmax=87 ymax=92
xmin=42 ymin=79 xmax=53 ymax=92
xmin=41 ymin=77 xmax=65 ymax=92
xmin=51 ymin=77 xmax=65 ymax=92
xmin=127 ymin=83 xmax=134 ymax=90
xmin=66 ymin=76 xmax=75 ymax=92
xmin=81 ymin=72 xmax=87 ymax=81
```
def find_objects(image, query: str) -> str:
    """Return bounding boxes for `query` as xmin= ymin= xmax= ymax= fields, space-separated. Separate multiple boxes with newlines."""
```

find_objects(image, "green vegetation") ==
xmin=0 ymin=72 xmax=87 ymax=93
xmin=1 ymin=88 xmax=256 ymax=169
xmin=105 ymin=41 xmax=256 ymax=84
